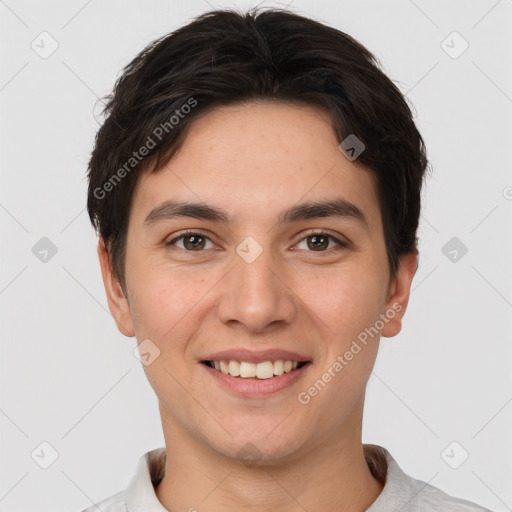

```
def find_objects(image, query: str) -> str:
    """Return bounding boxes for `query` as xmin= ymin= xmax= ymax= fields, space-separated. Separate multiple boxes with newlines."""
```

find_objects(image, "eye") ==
xmin=166 ymin=230 xmax=215 ymax=251
xmin=295 ymin=231 xmax=349 ymax=252
xmin=165 ymin=229 xmax=349 ymax=253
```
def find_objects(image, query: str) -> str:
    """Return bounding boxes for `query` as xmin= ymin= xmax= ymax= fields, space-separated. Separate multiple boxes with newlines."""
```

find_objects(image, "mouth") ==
xmin=200 ymin=358 xmax=312 ymax=397
xmin=202 ymin=359 xmax=310 ymax=379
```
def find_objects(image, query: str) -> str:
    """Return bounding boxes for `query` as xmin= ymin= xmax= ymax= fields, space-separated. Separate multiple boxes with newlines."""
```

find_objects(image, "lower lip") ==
xmin=202 ymin=363 xmax=311 ymax=397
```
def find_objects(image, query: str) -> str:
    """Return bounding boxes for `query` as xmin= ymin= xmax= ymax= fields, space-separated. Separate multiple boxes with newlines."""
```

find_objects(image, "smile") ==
xmin=204 ymin=359 xmax=308 ymax=379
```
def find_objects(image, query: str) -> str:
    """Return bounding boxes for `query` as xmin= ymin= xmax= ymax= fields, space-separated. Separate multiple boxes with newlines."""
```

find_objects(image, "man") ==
xmin=84 ymin=7 xmax=491 ymax=511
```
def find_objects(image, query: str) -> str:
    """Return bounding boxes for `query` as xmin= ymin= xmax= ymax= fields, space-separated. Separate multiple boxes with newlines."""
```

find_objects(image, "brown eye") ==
xmin=307 ymin=234 xmax=330 ymax=251
xmin=182 ymin=234 xmax=206 ymax=250
xmin=296 ymin=231 xmax=348 ymax=252
xmin=166 ymin=231 xmax=214 ymax=251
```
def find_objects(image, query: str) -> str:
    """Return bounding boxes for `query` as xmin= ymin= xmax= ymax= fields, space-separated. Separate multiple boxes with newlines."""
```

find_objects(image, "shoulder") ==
xmin=407 ymin=477 xmax=492 ymax=511
xmin=364 ymin=444 xmax=491 ymax=512
xmin=77 ymin=447 xmax=166 ymax=512
xmin=79 ymin=489 xmax=128 ymax=512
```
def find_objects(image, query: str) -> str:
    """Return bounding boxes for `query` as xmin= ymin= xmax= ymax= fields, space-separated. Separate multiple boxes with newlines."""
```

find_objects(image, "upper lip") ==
xmin=202 ymin=348 xmax=311 ymax=364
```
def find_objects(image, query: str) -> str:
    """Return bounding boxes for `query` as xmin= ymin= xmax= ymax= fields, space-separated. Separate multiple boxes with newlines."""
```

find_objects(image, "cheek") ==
xmin=297 ymin=272 xmax=383 ymax=426
xmin=127 ymin=262 xmax=217 ymax=388
xmin=128 ymin=266 xmax=206 ymax=396
xmin=129 ymin=260 xmax=206 ymax=336
xmin=304 ymin=266 xmax=385 ymax=341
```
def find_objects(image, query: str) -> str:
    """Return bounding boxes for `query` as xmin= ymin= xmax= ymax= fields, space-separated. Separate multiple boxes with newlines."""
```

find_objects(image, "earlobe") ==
xmin=381 ymin=251 xmax=418 ymax=338
xmin=97 ymin=238 xmax=135 ymax=337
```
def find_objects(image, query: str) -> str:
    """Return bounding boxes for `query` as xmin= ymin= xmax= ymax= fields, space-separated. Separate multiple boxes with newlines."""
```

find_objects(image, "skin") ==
xmin=98 ymin=101 xmax=418 ymax=512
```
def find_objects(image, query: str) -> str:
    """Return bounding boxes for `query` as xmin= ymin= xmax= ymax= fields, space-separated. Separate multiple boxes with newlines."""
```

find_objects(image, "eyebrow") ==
xmin=143 ymin=198 xmax=369 ymax=231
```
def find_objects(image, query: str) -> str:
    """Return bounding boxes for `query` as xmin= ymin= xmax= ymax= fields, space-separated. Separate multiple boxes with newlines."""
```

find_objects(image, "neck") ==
xmin=155 ymin=406 xmax=384 ymax=511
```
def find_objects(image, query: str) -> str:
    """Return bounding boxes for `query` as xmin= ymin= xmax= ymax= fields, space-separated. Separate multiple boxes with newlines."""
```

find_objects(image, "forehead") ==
xmin=131 ymin=102 xmax=382 ymax=233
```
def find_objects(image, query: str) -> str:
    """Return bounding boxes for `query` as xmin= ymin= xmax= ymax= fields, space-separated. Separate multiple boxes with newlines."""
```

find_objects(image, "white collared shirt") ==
xmin=81 ymin=444 xmax=491 ymax=511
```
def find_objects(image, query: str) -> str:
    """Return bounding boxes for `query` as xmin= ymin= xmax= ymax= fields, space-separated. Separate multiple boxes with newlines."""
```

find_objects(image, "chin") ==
xmin=202 ymin=421 xmax=307 ymax=466
xmin=218 ymin=438 xmax=304 ymax=467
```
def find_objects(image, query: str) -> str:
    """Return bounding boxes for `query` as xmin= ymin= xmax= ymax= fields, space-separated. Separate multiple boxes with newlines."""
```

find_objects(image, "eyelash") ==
xmin=165 ymin=229 xmax=349 ymax=253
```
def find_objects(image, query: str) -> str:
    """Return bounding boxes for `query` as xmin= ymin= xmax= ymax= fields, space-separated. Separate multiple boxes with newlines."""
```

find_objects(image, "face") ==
xmin=99 ymin=102 xmax=417 ymax=464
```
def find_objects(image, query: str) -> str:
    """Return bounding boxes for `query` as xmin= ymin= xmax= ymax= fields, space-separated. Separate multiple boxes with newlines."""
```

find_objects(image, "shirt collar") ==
xmin=126 ymin=447 xmax=168 ymax=512
xmin=364 ymin=443 xmax=425 ymax=511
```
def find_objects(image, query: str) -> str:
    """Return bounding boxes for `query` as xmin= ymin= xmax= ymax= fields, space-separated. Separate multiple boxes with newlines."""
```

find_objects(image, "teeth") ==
xmin=239 ymin=361 xmax=256 ymax=378
xmin=273 ymin=360 xmax=284 ymax=375
xmin=220 ymin=360 xmax=229 ymax=374
xmin=228 ymin=360 xmax=240 ymax=376
xmin=209 ymin=359 xmax=304 ymax=379
xmin=256 ymin=361 xmax=274 ymax=379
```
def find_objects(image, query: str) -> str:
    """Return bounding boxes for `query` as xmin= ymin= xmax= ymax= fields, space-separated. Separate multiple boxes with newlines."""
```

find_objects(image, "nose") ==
xmin=216 ymin=244 xmax=297 ymax=334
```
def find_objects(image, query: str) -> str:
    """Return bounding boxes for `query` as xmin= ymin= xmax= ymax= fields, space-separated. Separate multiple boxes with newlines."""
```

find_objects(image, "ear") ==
xmin=97 ymin=238 xmax=135 ymax=337
xmin=381 ymin=251 xmax=418 ymax=338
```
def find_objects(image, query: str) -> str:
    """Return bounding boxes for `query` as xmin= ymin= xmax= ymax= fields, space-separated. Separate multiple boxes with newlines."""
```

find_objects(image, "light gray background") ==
xmin=1 ymin=1 xmax=511 ymax=511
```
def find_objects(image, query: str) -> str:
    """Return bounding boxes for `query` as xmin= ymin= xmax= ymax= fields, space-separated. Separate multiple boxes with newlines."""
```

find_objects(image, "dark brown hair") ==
xmin=87 ymin=7 xmax=430 ymax=292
